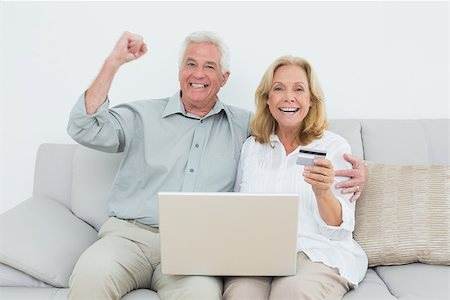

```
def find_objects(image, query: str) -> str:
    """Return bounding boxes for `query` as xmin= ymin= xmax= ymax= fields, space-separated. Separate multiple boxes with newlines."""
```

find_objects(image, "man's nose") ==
xmin=193 ymin=66 xmax=205 ymax=77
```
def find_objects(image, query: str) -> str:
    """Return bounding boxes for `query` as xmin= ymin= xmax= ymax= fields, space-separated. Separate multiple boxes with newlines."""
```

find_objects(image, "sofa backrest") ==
xmin=33 ymin=144 xmax=78 ymax=208
xmin=71 ymin=147 xmax=123 ymax=230
xmin=359 ymin=119 xmax=449 ymax=164
xmin=328 ymin=120 xmax=364 ymax=159
xmin=33 ymin=119 xmax=449 ymax=230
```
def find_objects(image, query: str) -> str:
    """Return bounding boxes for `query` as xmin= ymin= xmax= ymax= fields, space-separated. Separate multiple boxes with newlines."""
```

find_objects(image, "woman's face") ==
xmin=267 ymin=64 xmax=311 ymax=134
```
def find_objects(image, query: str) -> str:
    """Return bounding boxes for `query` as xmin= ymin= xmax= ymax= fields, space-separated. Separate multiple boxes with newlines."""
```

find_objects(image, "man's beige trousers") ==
xmin=69 ymin=217 xmax=222 ymax=300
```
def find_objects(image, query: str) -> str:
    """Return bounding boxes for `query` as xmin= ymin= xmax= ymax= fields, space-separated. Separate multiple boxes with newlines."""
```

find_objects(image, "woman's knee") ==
xmin=270 ymin=275 xmax=348 ymax=300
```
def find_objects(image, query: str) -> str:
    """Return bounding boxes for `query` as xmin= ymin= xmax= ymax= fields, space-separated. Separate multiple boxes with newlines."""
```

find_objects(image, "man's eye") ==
xmin=187 ymin=62 xmax=195 ymax=67
xmin=206 ymin=65 xmax=215 ymax=69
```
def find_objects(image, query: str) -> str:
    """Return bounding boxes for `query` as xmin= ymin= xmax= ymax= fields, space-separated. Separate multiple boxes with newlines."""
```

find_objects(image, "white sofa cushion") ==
xmin=71 ymin=146 xmax=123 ymax=231
xmin=0 ymin=287 xmax=68 ymax=300
xmin=354 ymin=162 xmax=450 ymax=267
xmin=342 ymin=269 xmax=396 ymax=300
xmin=33 ymin=144 xmax=78 ymax=209
xmin=329 ymin=120 xmax=364 ymax=159
xmin=0 ymin=197 xmax=97 ymax=287
xmin=0 ymin=263 xmax=50 ymax=287
xmin=122 ymin=289 xmax=160 ymax=300
xmin=375 ymin=264 xmax=450 ymax=300
xmin=360 ymin=119 xmax=449 ymax=164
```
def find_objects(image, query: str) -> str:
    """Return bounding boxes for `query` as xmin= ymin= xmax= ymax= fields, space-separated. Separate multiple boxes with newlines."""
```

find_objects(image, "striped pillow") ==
xmin=353 ymin=162 xmax=450 ymax=267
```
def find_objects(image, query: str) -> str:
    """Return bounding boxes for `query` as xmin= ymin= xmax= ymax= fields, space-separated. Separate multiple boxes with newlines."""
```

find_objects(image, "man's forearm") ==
xmin=85 ymin=58 xmax=121 ymax=115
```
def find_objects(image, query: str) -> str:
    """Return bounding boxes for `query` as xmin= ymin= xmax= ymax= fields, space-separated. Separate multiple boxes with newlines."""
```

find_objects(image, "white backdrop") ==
xmin=0 ymin=1 xmax=448 ymax=213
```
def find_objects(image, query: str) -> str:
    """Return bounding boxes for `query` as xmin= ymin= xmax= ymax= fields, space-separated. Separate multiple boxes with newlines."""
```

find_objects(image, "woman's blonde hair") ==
xmin=252 ymin=55 xmax=328 ymax=146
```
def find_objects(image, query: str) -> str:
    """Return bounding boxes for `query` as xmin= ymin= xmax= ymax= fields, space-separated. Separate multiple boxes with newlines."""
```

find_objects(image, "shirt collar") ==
xmin=162 ymin=91 xmax=225 ymax=119
xmin=269 ymin=133 xmax=280 ymax=143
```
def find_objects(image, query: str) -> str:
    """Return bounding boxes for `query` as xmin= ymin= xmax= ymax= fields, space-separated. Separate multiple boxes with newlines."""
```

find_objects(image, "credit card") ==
xmin=296 ymin=148 xmax=327 ymax=166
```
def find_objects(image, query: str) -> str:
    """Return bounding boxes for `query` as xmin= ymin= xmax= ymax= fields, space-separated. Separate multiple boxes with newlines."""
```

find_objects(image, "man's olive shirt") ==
xmin=67 ymin=92 xmax=252 ymax=226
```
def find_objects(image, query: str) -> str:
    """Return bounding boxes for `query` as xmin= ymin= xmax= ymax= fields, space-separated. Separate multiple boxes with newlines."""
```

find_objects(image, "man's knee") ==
xmin=154 ymin=272 xmax=222 ymax=300
xmin=69 ymin=246 xmax=123 ymax=299
xmin=69 ymin=236 xmax=153 ymax=300
xmin=223 ymin=277 xmax=271 ymax=300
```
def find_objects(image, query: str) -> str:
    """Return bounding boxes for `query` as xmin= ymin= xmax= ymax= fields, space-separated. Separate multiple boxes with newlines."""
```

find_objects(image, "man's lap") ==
xmin=69 ymin=217 xmax=222 ymax=300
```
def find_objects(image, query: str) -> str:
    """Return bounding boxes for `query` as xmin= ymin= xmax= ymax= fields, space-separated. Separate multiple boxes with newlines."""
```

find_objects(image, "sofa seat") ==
xmin=0 ymin=287 xmax=160 ymax=300
xmin=343 ymin=264 xmax=449 ymax=300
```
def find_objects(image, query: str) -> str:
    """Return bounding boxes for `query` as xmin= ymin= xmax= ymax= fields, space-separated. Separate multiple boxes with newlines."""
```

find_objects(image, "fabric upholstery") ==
xmin=0 ymin=287 xmax=160 ymax=300
xmin=329 ymin=120 xmax=364 ymax=159
xmin=360 ymin=119 xmax=449 ymax=164
xmin=419 ymin=119 xmax=450 ymax=164
xmin=354 ymin=162 xmax=450 ymax=267
xmin=122 ymin=288 xmax=166 ymax=300
xmin=33 ymin=144 xmax=77 ymax=208
xmin=375 ymin=263 xmax=450 ymax=300
xmin=71 ymin=146 xmax=123 ymax=231
xmin=0 ymin=287 xmax=68 ymax=300
xmin=0 ymin=263 xmax=50 ymax=287
xmin=342 ymin=269 xmax=396 ymax=300
xmin=0 ymin=197 xmax=97 ymax=287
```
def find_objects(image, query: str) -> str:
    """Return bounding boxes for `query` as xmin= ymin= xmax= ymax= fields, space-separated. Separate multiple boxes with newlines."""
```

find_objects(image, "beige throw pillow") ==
xmin=353 ymin=162 xmax=450 ymax=267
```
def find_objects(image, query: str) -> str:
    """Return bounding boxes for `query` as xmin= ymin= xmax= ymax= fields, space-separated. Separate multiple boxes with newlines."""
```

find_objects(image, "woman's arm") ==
xmin=303 ymin=158 xmax=342 ymax=226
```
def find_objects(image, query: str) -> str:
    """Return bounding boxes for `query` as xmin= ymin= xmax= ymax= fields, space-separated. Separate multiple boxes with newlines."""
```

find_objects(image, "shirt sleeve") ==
xmin=67 ymin=92 xmax=127 ymax=153
xmin=314 ymin=141 xmax=356 ymax=240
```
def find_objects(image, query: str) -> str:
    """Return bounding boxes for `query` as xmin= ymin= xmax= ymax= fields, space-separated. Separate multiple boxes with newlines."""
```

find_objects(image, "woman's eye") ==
xmin=273 ymin=86 xmax=282 ymax=91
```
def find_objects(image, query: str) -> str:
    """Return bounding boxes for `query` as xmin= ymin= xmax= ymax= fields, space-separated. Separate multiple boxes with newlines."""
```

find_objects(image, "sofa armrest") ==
xmin=0 ymin=197 xmax=97 ymax=287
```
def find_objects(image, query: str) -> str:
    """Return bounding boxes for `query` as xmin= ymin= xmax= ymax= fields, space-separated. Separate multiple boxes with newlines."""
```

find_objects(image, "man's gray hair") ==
xmin=178 ymin=31 xmax=230 ymax=74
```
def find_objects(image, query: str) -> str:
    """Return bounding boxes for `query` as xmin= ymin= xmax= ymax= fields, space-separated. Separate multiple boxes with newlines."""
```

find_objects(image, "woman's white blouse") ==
xmin=234 ymin=131 xmax=368 ymax=286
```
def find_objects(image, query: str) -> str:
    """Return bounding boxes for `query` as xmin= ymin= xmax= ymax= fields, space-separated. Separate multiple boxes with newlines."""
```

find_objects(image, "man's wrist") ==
xmin=104 ymin=56 xmax=122 ymax=73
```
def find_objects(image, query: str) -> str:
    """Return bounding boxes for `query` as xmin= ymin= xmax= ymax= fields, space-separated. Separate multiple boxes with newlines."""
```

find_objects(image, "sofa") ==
xmin=0 ymin=119 xmax=448 ymax=300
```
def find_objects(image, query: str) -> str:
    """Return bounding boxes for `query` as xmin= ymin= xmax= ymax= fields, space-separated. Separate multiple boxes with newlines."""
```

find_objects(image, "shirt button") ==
xmin=200 ymin=120 xmax=203 ymax=123
xmin=189 ymin=168 xmax=194 ymax=173
xmin=195 ymin=144 xmax=199 ymax=148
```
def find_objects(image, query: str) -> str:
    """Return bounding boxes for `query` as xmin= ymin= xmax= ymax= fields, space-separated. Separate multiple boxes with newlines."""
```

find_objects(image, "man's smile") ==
xmin=190 ymin=83 xmax=209 ymax=89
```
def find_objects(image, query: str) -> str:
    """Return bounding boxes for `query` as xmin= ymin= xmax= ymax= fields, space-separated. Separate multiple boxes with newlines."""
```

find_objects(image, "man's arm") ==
xmin=334 ymin=153 xmax=368 ymax=202
xmin=85 ymin=31 xmax=147 ymax=115
xmin=67 ymin=32 xmax=148 ymax=152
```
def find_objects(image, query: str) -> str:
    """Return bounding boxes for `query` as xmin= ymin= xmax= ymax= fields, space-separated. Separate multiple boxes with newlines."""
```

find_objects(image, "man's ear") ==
xmin=221 ymin=71 xmax=230 ymax=87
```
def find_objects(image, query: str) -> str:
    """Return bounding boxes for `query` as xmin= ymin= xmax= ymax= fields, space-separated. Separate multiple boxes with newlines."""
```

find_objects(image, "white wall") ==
xmin=0 ymin=1 xmax=448 ymax=213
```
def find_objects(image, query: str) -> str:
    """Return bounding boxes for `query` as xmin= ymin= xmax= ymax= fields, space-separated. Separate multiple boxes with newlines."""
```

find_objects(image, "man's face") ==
xmin=179 ymin=42 xmax=229 ymax=114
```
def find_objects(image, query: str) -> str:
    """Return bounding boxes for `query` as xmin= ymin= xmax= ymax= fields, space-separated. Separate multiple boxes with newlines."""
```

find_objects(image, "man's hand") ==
xmin=108 ymin=31 xmax=148 ymax=67
xmin=85 ymin=32 xmax=148 ymax=115
xmin=334 ymin=153 xmax=368 ymax=202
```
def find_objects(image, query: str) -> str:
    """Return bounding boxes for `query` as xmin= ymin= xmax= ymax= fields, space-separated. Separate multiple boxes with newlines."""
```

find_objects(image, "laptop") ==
xmin=158 ymin=192 xmax=298 ymax=276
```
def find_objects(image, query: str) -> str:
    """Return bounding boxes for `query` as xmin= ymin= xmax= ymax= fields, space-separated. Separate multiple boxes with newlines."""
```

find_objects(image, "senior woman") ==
xmin=223 ymin=56 xmax=368 ymax=300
